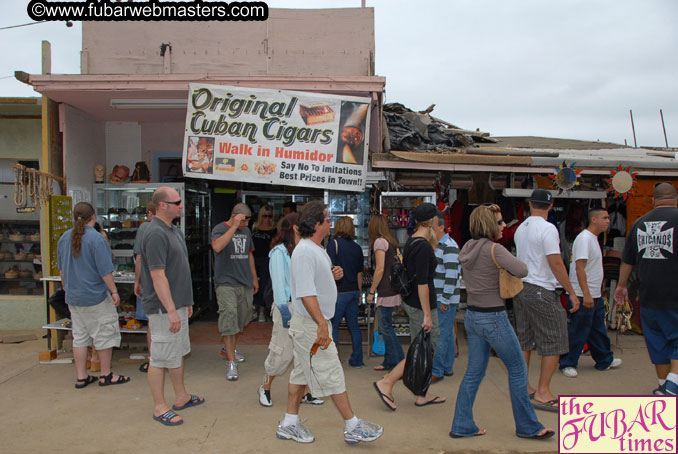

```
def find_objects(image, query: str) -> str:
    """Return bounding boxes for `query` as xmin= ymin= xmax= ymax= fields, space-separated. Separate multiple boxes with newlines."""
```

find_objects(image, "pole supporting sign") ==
xmin=183 ymin=83 xmax=371 ymax=192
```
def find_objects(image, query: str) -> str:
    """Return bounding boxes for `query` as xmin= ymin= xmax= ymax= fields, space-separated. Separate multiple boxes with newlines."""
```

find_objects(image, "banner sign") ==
xmin=182 ymin=83 xmax=371 ymax=192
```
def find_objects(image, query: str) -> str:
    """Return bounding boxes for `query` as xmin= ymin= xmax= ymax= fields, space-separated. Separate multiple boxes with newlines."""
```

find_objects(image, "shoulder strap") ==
xmin=490 ymin=243 xmax=502 ymax=270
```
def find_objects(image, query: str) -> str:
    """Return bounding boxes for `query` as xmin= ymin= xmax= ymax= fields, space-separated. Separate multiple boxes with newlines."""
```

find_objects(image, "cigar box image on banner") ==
xmin=299 ymin=103 xmax=335 ymax=125
xmin=336 ymin=101 xmax=369 ymax=165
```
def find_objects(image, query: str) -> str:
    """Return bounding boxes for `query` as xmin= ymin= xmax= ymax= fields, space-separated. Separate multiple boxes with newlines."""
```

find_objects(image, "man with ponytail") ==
xmin=57 ymin=202 xmax=130 ymax=390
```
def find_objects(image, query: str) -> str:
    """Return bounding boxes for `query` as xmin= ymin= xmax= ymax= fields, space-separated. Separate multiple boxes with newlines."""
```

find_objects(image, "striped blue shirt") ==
xmin=434 ymin=234 xmax=461 ymax=305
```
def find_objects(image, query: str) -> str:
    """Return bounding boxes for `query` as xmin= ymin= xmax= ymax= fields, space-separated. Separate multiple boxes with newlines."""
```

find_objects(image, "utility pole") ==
xmin=660 ymin=109 xmax=669 ymax=148
xmin=629 ymin=110 xmax=637 ymax=148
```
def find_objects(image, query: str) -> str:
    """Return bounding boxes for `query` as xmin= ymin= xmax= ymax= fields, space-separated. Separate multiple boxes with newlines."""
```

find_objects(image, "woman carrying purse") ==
xmin=366 ymin=214 xmax=405 ymax=371
xmin=450 ymin=204 xmax=553 ymax=439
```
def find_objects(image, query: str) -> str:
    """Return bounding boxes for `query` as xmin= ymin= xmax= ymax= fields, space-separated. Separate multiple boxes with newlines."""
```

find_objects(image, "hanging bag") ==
xmin=491 ymin=243 xmax=524 ymax=299
xmin=389 ymin=237 xmax=425 ymax=298
xmin=402 ymin=328 xmax=433 ymax=396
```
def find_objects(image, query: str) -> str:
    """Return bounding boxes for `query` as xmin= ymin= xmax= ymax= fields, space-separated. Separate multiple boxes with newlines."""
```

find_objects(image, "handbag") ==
xmin=491 ymin=243 xmax=524 ymax=299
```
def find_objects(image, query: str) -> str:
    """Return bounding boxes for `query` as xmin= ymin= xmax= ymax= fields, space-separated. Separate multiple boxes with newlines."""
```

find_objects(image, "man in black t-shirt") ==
xmin=615 ymin=182 xmax=678 ymax=396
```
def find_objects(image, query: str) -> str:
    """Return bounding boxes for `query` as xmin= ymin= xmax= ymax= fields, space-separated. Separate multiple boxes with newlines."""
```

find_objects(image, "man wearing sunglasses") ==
xmin=139 ymin=187 xmax=204 ymax=426
xmin=615 ymin=182 xmax=678 ymax=396
xmin=211 ymin=202 xmax=259 ymax=381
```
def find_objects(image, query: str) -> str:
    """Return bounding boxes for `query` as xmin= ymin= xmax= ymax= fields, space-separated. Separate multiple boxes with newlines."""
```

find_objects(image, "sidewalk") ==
xmin=0 ymin=326 xmax=654 ymax=454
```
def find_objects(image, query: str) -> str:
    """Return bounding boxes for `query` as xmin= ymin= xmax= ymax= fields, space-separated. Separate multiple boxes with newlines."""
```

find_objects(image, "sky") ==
xmin=1 ymin=0 xmax=676 ymax=147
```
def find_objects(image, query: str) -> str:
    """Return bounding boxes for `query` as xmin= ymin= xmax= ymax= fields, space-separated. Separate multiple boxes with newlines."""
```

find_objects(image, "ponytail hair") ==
xmin=71 ymin=202 xmax=95 ymax=257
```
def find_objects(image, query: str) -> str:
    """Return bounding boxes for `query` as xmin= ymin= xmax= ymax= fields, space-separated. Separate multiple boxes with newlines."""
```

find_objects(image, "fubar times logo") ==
xmin=559 ymin=395 xmax=677 ymax=454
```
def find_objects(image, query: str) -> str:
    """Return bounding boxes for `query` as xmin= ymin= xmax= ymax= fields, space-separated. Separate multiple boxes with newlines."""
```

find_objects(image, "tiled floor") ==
xmin=189 ymin=320 xmax=273 ymax=345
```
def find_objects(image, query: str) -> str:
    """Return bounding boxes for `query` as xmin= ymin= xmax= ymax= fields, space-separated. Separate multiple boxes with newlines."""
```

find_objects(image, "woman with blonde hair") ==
xmin=450 ymin=204 xmax=553 ymax=439
xmin=327 ymin=216 xmax=365 ymax=368
xmin=373 ymin=203 xmax=445 ymax=409
xmin=252 ymin=205 xmax=277 ymax=322
xmin=366 ymin=214 xmax=404 ymax=371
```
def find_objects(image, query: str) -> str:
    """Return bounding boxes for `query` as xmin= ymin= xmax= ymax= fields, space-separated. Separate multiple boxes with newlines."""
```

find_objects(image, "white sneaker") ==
xmin=561 ymin=367 xmax=578 ymax=378
xmin=219 ymin=346 xmax=245 ymax=362
xmin=605 ymin=358 xmax=622 ymax=370
xmin=276 ymin=420 xmax=315 ymax=443
xmin=301 ymin=393 xmax=324 ymax=405
xmin=226 ymin=361 xmax=238 ymax=381
xmin=258 ymin=386 xmax=272 ymax=407
xmin=344 ymin=419 xmax=384 ymax=444
xmin=235 ymin=349 xmax=245 ymax=363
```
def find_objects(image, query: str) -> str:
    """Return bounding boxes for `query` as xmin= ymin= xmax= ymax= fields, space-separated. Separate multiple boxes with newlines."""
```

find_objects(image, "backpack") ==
xmin=389 ymin=237 xmax=425 ymax=297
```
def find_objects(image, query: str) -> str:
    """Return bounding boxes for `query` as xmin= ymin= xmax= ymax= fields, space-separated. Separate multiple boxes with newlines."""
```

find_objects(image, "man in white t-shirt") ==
xmin=560 ymin=208 xmax=621 ymax=378
xmin=514 ymin=189 xmax=581 ymax=413
xmin=276 ymin=200 xmax=383 ymax=445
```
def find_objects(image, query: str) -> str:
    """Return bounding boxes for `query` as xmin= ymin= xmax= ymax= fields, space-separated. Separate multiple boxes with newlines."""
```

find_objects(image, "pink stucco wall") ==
xmin=82 ymin=8 xmax=375 ymax=77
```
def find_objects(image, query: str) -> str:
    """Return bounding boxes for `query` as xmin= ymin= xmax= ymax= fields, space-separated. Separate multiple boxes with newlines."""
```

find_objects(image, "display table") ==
xmin=41 ymin=273 xmax=143 ymax=353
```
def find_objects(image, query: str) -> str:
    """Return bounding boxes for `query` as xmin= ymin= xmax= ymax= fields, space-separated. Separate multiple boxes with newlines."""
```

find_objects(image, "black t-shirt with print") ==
xmin=622 ymin=207 xmax=678 ymax=309
xmin=403 ymin=236 xmax=437 ymax=310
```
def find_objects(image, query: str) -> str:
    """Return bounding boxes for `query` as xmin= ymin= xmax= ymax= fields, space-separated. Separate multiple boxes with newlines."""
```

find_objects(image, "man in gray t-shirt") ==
xmin=211 ymin=202 xmax=258 ymax=381
xmin=139 ymin=186 xmax=203 ymax=427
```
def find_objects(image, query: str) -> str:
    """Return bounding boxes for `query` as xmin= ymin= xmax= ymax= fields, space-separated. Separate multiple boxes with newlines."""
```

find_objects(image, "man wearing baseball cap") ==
xmin=514 ymin=189 xmax=580 ymax=413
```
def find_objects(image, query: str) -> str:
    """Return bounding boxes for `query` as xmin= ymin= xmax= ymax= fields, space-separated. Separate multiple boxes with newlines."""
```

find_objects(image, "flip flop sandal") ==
xmin=523 ymin=429 xmax=555 ymax=440
xmin=75 ymin=375 xmax=98 ymax=389
xmin=414 ymin=396 xmax=446 ymax=407
xmin=153 ymin=409 xmax=183 ymax=426
xmin=99 ymin=372 xmax=131 ymax=386
xmin=172 ymin=394 xmax=205 ymax=411
xmin=531 ymin=399 xmax=559 ymax=413
xmin=373 ymin=365 xmax=387 ymax=371
xmin=450 ymin=430 xmax=486 ymax=438
xmin=139 ymin=362 xmax=149 ymax=373
xmin=373 ymin=382 xmax=396 ymax=411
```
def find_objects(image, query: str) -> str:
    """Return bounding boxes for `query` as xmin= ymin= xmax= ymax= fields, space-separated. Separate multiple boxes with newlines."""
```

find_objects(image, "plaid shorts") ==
xmin=513 ymin=282 xmax=568 ymax=356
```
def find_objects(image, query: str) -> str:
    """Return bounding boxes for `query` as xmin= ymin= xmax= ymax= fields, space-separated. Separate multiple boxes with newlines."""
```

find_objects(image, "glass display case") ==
xmin=379 ymin=192 xmax=437 ymax=247
xmin=325 ymin=190 xmax=371 ymax=260
xmin=0 ymin=220 xmax=42 ymax=295
xmin=94 ymin=182 xmax=212 ymax=310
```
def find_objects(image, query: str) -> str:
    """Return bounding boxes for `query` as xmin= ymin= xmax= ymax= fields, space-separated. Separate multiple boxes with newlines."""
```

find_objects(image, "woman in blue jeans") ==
xmin=451 ymin=204 xmax=553 ymax=439
xmin=365 ymin=214 xmax=405 ymax=370
xmin=327 ymin=216 xmax=364 ymax=367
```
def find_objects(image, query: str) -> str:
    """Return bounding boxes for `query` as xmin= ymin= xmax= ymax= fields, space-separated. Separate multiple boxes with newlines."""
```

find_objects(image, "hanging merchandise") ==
xmin=12 ymin=164 xmax=63 ymax=212
xmin=606 ymin=165 xmax=638 ymax=200
xmin=550 ymin=161 xmax=582 ymax=195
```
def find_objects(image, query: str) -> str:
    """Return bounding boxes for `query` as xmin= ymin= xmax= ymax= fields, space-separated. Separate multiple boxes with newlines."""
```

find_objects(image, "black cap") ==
xmin=413 ymin=202 xmax=438 ymax=222
xmin=530 ymin=189 xmax=553 ymax=204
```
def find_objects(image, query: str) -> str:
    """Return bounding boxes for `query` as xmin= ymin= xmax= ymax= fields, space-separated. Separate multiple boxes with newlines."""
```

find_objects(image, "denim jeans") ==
xmin=559 ymin=296 xmax=613 ymax=370
xmin=331 ymin=290 xmax=363 ymax=367
xmin=451 ymin=310 xmax=544 ymax=438
xmin=377 ymin=305 xmax=405 ymax=369
xmin=432 ymin=304 xmax=457 ymax=377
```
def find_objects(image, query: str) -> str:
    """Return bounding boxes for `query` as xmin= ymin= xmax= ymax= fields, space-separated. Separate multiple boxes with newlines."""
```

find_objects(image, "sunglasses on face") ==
xmin=262 ymin=214 xmax=273 ymax=218
xmin=163 ymin=200 xmax=182 ymax=206
xmin=497 ymin=219 xmax=506 ymax=226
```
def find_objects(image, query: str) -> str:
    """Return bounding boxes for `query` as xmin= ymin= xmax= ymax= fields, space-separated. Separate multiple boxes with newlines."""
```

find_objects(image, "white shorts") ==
xmin=69 ymin=294 xmax=121 ymax=350
xmin=264 ymin=304 xmax=294 ymax=377
xmin=288 ymin=312 xmax=346 ymax=397
xmin=148 ymin=306 xmax=191 ymax=369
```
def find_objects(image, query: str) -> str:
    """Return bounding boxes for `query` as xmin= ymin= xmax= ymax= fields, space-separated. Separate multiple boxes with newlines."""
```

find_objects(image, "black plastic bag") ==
xmin=403 ymin=329 xmax=432 ymax=397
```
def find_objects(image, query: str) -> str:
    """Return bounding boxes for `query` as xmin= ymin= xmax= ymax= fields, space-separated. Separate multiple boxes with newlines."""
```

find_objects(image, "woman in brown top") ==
xmin=450 ymin=204 xmax=553 ymax=440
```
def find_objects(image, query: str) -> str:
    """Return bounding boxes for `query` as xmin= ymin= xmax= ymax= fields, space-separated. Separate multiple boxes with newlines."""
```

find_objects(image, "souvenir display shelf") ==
xmin=0 ymin=220 xmax=42 ymax=295
xmin=379 ymin=192 xmax=437 ymax=247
